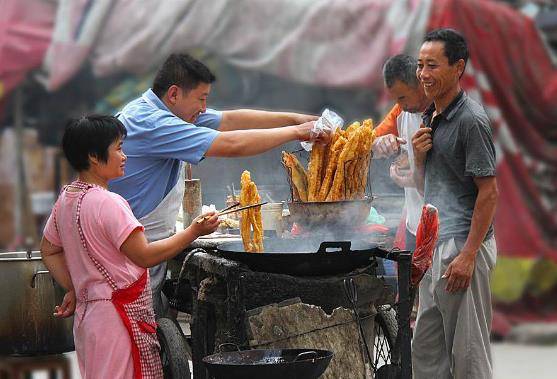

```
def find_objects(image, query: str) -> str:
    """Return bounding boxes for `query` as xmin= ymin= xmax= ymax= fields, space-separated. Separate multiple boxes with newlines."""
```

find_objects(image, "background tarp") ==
xmin=42 ymin=0 xmax=431 ymax=90
xmin=0 ymin=0 xmax=54 ymax=115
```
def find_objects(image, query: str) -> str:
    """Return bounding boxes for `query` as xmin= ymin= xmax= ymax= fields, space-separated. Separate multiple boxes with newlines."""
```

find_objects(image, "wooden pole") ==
xmin=183 ymin=178 xmax=202 ymax=228
xmin=14 ymin=86 xmax=38 ymax=250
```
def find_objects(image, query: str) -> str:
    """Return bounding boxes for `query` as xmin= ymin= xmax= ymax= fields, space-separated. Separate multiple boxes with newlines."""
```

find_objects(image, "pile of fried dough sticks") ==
xmin=282 ymin=119 xmax=376 ymax=202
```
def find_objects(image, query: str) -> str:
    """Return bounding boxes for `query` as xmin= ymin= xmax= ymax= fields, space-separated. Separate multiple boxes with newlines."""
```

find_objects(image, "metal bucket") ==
xmin=0 ymin=251 xmax=74 ymax=355
xmin=261 ymin=203 xmax=284 ymax=234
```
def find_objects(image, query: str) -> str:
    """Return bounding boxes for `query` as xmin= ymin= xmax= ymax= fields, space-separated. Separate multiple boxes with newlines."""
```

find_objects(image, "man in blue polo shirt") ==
xmin=110 ymin=54 xmax=322 ymax=317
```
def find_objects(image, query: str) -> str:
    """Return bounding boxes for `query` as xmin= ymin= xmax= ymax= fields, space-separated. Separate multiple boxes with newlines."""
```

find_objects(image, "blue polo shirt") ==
xmin=109 ymin=89 xmax=221 ymax=218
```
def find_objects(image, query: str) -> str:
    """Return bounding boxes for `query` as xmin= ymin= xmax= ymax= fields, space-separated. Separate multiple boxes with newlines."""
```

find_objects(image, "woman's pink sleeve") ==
xmin=98 ymin=194 xmax=145 ymax=250
xmin=43 ymin=202 xmax=62 ymax=247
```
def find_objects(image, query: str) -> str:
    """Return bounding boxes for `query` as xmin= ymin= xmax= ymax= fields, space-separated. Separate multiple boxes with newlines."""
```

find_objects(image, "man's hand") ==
xmin=54 ymin=290 xmax=76 ymax=318
xmin=372 ymin=134 xmax=406 ymax=158
xmin=389 ymin=162 xmax=414 ymax=188
xmin=295 ymin=120 xmax=330 ymax=143
xmin=442 ymin=250 xmax=476 ymax=292
xmin=412 ymin=127 xmax=433 ymax=163
xmin=291 ymin=113 xmax=319 ymax=124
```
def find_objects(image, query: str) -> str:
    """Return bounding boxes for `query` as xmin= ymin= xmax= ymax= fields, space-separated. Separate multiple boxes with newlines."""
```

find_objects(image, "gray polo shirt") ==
xmin=422 ymin=91 xmax=496 ymax=242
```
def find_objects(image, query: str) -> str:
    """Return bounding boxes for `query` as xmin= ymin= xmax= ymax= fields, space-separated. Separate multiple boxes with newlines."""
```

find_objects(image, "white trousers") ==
xmin=412 ymin=236 xmax=497 ymax=379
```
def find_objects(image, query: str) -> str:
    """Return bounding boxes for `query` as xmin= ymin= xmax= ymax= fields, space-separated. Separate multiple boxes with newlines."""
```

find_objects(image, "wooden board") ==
xmin=247 ymin=299 xmax=374 ymax=379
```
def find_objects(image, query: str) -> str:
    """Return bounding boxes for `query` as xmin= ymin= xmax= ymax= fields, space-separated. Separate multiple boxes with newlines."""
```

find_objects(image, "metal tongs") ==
xmin=195 ymin=202 xmax=268 ymax=224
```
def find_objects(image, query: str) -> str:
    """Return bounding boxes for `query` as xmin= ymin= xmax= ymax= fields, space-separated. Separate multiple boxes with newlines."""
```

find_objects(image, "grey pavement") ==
xmin=50 ymin=341 xmax=556 ymax=379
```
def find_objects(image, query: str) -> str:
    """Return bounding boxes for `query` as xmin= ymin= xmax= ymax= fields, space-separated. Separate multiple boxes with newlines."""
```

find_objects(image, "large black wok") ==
xmin=214 ymin=239 xmax=384 ymax=276
xmin=203 ymin=348 xmax=333 ymax=379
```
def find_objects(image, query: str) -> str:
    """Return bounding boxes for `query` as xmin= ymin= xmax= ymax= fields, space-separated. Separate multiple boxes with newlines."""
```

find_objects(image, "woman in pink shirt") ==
xmin=40 ymin=115 xmax=218 ymax=379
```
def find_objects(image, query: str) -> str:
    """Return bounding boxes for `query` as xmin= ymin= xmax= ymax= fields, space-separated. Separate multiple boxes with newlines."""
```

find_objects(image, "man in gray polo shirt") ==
xmin=412 ymin=29 xmax=498 ymax=378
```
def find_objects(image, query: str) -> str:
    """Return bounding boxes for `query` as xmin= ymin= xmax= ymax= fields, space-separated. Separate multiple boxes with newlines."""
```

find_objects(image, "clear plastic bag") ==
xmin=301 ymin=108 xmax=344 ymax=151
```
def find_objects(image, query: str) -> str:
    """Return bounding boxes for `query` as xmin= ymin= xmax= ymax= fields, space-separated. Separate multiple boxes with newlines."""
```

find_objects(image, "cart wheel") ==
xmin=373 ymin=305 xmax=399 ymax=375
xmin=157 ymin=317 xmax=191 ymax=379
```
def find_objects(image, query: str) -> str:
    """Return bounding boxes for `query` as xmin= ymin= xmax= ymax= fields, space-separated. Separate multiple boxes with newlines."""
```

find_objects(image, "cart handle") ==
xmin=218 ymin=343 xmax=241 ymax=352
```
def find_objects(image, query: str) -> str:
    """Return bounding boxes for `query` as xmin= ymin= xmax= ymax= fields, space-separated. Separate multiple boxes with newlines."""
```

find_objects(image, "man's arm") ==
xmin=220 ymin=109 xmax=318 ymax=131
xmin=206 ymin=121 xmax=324 ymax=157
xmin=372 ymin=104 xmax=403 ymax=158
xmin=374 ymin=104 xmax=401 ymax=137
xmin=462 ymin=177 xmax=499 ymax=254
xmin=443 ymin=176 xmax=498 ymax=292
xmin=411 ymin=127 xmax=433 ymax=195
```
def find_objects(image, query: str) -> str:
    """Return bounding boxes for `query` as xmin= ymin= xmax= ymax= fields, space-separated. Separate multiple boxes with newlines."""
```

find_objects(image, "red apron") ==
xmin=67 ymin=181 xmax=163 ymax=379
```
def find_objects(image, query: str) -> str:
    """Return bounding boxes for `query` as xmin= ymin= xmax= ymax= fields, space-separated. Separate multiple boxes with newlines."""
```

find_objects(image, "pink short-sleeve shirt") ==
xmin=43 ymin=186 xmax=145 ymax=378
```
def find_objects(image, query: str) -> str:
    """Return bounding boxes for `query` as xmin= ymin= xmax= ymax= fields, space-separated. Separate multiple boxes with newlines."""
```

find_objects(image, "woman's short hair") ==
xmin=62 ymin=115 xmax=127 ymax=171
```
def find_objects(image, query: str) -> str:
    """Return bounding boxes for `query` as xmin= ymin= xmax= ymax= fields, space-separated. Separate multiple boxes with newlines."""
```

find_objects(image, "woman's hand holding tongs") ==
xmin=191 ymin=212 xmax=220 ymax=237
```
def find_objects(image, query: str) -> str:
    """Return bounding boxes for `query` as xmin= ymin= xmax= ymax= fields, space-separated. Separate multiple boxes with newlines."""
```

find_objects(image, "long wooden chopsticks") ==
xmin=195 ymin=202 xmax=268 ymax=224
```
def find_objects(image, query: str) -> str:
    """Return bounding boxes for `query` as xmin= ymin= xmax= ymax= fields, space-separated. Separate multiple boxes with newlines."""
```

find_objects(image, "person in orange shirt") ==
xmin=371 ymin=54 xmax=431 ymax=251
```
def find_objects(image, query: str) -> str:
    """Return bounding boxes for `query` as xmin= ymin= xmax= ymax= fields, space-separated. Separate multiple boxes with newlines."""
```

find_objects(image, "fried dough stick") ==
xmin=281 ymin=152 xmax=308 ymax=202
xmin=327 ymin=128 xmax=362 ymax=201
xmin=318 ymin=134 xmax=347 ymax=201
xmin=240 ymin=171 xmax=264 ymax=252
xmin=250 ymin=182 xmax=264 ymax=252
xmin=355 ymin=119 xmax=375 ymax=198
xmin=307 ymin=144 xmax=326 ymax=201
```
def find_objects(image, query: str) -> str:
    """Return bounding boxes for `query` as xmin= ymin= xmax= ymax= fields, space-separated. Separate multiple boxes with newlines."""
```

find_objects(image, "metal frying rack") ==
xmin=282 ymin=148 xmax=373 ymax=202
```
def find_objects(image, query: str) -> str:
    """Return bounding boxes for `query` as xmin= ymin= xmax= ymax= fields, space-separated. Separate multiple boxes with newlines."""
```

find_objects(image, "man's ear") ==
xmin=165 ymin=85 xmax=179 ymax=105
xmin=456 ymin=59 xmax=466 ymax=78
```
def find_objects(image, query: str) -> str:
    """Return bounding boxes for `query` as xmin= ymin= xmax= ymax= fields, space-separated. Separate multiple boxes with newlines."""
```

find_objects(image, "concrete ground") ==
xmin=492 ymin=342 xmax=557 ymax=379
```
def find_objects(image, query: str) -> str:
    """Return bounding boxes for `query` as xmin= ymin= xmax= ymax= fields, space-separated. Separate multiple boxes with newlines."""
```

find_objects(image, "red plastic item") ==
xmin=411 ymin=204 xmax=439 ymax=287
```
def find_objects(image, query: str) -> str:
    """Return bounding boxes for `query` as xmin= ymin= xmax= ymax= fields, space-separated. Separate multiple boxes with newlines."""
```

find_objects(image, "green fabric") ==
xmin=529 ymin=259 xmax=557 ymax=296
xmin=491 ymin=256 xmax=536 ymax=303
xmin=366 ymin=206 xmax=385 ymax=224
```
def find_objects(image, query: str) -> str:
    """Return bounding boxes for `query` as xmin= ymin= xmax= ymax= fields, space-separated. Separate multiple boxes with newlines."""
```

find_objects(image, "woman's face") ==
xmin=91 ymin=138 xmax=127 ymax=180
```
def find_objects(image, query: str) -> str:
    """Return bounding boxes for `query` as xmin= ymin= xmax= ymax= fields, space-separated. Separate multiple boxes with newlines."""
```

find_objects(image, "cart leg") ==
xmin=191 ymin=297 xmax=216 ymax=379
xmin=397 ymin=252 xmax=413 ymax=379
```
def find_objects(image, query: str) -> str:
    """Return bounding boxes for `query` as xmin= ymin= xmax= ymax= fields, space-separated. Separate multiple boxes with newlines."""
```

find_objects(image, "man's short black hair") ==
xmin=383 ymin=54 xmax=420 ymax=89
xmin=62 ymin=115 xmax=127 ymax=172
xmin=152 ymin=54 xmax=216 ymax=98
xmin=423 ymin=28 xmax=469 ymax=66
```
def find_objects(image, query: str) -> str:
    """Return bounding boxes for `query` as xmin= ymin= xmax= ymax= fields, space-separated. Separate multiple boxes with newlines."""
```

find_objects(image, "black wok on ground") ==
xmin=203 ymin=348 xmax=333 ymax=379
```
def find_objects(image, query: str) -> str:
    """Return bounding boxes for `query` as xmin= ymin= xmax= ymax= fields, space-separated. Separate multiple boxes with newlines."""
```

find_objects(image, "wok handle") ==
xmin=294 ymin=351 xmax=318 ymax=362
xmin=317 ymin=241 xmax=351 ymax=253
xmin=31 ymin=270 xmax=51 ymax=288
xmin=218 ymin=343 xmax=241 ymax=352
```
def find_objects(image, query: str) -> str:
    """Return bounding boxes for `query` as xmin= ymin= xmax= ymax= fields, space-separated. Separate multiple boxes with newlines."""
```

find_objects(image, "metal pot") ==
xmin=287 ymin=197 xmax=373 ymax=232
xmin=0 ymin=251 xmax=74 ymax=355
